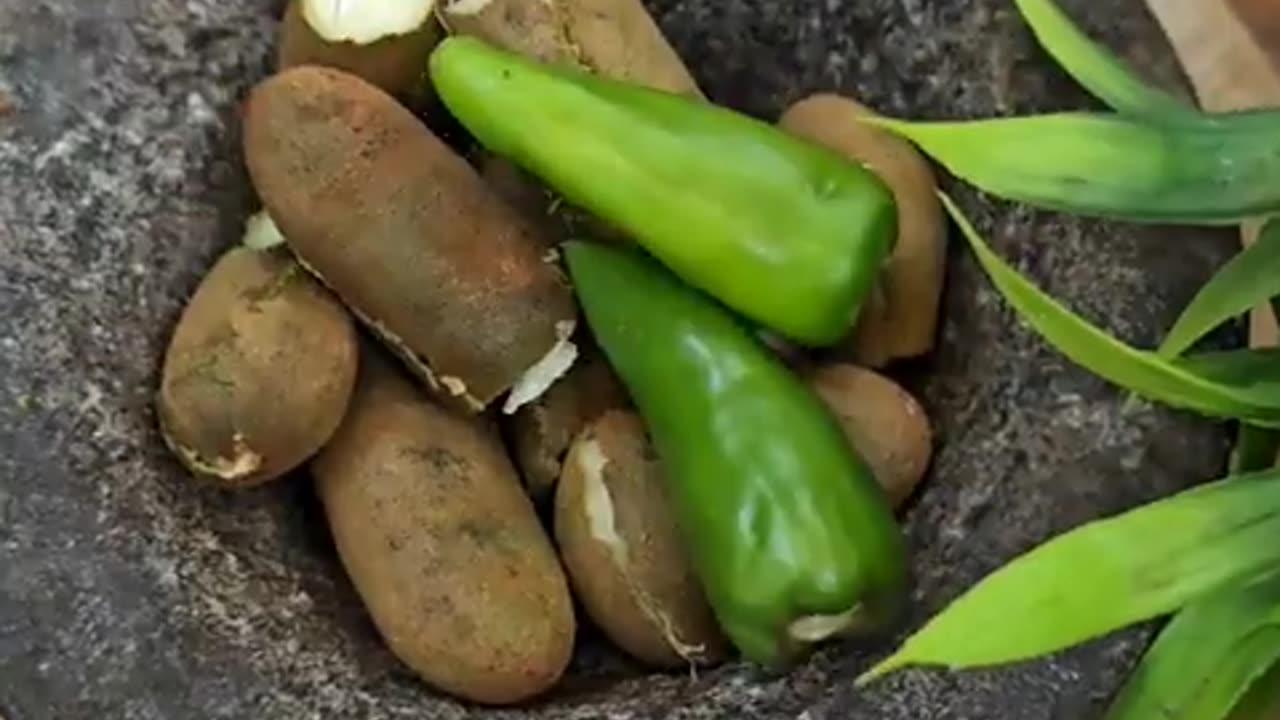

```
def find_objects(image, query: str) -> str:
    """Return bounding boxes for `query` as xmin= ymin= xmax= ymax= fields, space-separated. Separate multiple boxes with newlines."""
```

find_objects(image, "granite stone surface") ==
xmin=0 ymin=0 xmax=1244 ymax=718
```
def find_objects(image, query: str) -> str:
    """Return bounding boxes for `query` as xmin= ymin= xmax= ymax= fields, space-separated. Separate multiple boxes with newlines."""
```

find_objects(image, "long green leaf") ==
xmin=856 ymin=469 xmax=1280 ymax=684
xmin=937 ymin=192 xmax=1280 ymax=427
xmin=1103 ymin=574 xmax=1280 ymax=720
xmin=1120 ymin=217 xmax=1280 ymax=414
xmin=1157 ymin=218 xmax=1280 ymax=358
xmin=1173 ymin=348 xmax=1280 ymax=395
xmin=1231 ymin=424 xmax=1280 ymax=475
xmin=1012 ymin=0 xmax=1196 ymax=121
xmin=1227 ymin=662 xmax=1280 ymax=720
xmin=868 ymin=113 xmax=1280 ymax=225
xmin=1196 ymin=633 xmax=1280 ymax=719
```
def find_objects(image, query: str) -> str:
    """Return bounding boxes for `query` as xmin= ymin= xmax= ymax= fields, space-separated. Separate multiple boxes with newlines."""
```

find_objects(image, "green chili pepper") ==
xmin=562 ymin=240 xmax=908 ymax=666
xmin=428 ymin=36 xmax=898 ymax=347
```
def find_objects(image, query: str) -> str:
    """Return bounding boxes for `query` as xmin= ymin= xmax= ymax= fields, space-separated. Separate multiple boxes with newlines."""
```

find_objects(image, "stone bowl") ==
xmin=0 ymin=0 xmax=1242 ymax=717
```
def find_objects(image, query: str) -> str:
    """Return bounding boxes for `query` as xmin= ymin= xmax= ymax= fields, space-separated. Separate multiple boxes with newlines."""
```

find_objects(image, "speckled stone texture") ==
xmin=0 ymin=0 xmax=1244 ymax=718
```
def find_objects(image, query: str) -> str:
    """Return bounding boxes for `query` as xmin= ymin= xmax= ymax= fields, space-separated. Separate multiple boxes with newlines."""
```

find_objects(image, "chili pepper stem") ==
xmin=787 ymin=604 xmax=865 ymax=644
xmin=502 ymin=319 xmax=579 ymax=414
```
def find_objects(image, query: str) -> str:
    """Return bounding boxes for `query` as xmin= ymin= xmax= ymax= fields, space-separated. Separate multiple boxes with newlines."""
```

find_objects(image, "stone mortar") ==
xmin=0 ymin=0 xmax=1242 ymax=718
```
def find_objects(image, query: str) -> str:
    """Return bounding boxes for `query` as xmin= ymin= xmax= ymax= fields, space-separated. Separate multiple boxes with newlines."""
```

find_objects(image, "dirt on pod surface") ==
xmin=0 ymin=0 xmax=1243 ymax=719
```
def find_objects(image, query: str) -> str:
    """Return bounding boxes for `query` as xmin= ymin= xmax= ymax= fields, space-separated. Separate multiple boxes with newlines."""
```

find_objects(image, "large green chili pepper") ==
xmin=561 ymin=240 xmax=908 ymax=666
xmin=428 ymin=36 xmax=897 ymax=347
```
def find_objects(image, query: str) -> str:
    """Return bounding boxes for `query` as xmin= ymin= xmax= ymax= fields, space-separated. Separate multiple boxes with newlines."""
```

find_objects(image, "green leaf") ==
xmin=1103 ymin=574 xmax=1280 ymax=720
xmin=1156 ymin=218 xmax=1280 ymax=358
xmin=1227 ymin=662 xmax=1280 ymax=720
xmin=1204 ymin=636 xmax=1280 ymax=720
xmin=1012 ymin=0 xmax=1196 ymax=121
xmin=1231 ymin=424 xmax=1280 ymax=475
xmin=1173 ymin=348 xmax=1280 ymax=397
xmin=856 ymin=469 xmax=1280 ymax=684
xmin=936 ymin=192 xmax=1280 ymax=427
xmin=867 ymin=112 xmax=1280 ymax=225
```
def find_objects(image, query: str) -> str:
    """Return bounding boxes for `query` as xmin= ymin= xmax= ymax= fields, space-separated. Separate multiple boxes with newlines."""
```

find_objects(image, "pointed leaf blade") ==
xmin=858 ymin=470 xmax=1280 ymax=683
xmin=938 ymin=192 xmax=1280 ymax=427
xmin=1173 ymin=348 xmax=1280 ymax=397
xmin=1157 ymin=217 xmax=1280 ymax=358
xmin=869 ymin=114 xmax=1280 ymax=225
xmin=1226 ymin=662 xmax=1280 ymax=720
xmin=1231 ymin=423 xmax=1280 ymax=475
xmin=1013 ymin=0 xmax=1196 ymax=121
xmin=1104 ymin=574 xmax=1280 ymax=720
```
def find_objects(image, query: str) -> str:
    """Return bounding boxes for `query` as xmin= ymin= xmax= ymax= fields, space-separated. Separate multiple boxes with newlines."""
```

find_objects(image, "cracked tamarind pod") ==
xmin=275 ymin=0 xmax=444 ymax=108
xmin=313 ymin=349 xmax=575 ymax=705
xmin=156 ymin=243 xmax=358 ymax=489
xmin=242 ymin=65 xmax=579 ymax=415
xmin=508 ymin=349 xmax=629 ymax=500
xmin=554 ymin=410 xmax=728 ymax=669
xmin=808 ymin=363 xmax=933 ymax=511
